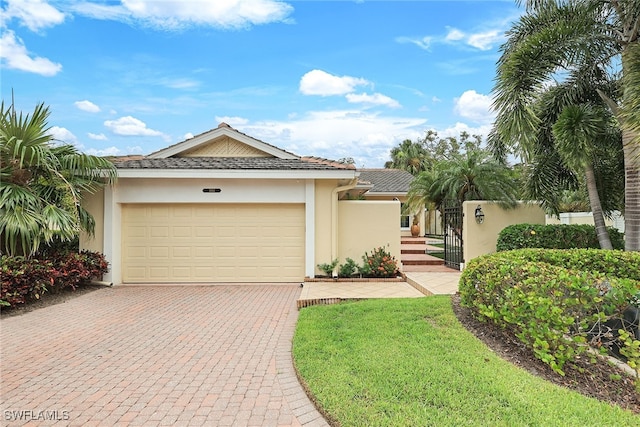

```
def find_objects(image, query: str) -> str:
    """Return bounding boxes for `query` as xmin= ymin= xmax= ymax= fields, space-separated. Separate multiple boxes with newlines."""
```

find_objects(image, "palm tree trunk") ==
xmin=622 ymin=128 xmax=640 ymax=251
xmin=584 ymin=164 xmax=613 ymax=250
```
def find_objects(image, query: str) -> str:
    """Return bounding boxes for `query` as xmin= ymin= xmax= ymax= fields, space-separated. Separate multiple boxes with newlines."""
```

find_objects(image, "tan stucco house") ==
xmin=80 ymin=123 xmax=403 ymax=285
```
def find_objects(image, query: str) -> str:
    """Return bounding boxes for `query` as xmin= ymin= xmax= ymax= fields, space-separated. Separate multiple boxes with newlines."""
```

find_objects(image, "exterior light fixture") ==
xmin=475 ymin=205 xmax=485 ymax=224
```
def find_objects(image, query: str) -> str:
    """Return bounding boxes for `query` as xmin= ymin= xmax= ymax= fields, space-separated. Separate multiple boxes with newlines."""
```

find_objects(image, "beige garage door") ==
xmin=122 ymin=204 xmax=305 ymax=283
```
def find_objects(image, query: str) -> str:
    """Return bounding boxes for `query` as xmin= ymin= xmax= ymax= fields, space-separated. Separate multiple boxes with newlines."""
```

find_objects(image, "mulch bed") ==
xmin=451 ymin=294 xmax=640 ymax=414
xmin=0 ymin=284 xmax=104 ymax=318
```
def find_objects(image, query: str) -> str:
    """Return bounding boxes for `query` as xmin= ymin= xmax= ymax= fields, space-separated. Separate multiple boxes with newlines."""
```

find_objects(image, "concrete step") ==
xmin=400 ymin=253 xmax=445 ymax=266
xmin=401 ymin=244 xmax=428 ymax=254
xmin=401 ymin=237 xmax=427 ymax=245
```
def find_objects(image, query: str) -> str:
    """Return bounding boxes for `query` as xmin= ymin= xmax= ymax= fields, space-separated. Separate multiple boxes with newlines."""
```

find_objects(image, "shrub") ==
xmin=0 ymin=256 xmax=53 ymax=306
xmin=317 ymin=259 xmax=339 ymax=277
xmin=338 ymin=258 xmax=358 ymax=278
xmin=0 ymin=250 xmax=109 ymax=307
xmin=459 ymin=249 xmax=640 ymax=376
xmin=496 ymin=224 xmax=624 ymax=251
xmin=362 ymin=247 xmax=399 ymax=278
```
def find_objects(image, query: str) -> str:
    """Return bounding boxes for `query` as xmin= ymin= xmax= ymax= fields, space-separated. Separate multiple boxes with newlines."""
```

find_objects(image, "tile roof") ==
xmin=114 ymin=157 xmax=354 ymax=171
xmin=357 ymin=168 xmax=414 ymax=193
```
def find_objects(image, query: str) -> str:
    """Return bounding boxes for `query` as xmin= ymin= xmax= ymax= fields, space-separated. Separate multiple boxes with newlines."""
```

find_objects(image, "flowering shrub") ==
xmin=362 ymin=247 xmax=399 ymax=278
xmin=1 ymin=250 xmax=109 ymax=307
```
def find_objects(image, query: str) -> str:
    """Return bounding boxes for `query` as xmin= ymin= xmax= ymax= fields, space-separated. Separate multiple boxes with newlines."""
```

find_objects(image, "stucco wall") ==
xmin=79 ymin=188 xmax=104 ymax=254
xmin=314 ymin=180 xmax=338 ymax=276
xmin=462 ymin=201 xmax=546 ymax=266
xmin=337 ymin=200 xmax=401 ymax=271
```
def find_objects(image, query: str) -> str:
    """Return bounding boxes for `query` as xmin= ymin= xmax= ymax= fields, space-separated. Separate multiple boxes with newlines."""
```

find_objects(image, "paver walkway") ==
xmin=1 ymin=285 xmax=328 ymax=427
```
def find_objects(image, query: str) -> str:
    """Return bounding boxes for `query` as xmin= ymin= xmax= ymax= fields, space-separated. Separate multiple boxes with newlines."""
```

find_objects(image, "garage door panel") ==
xmin=122 ymin=204 xmax=304 ymax=283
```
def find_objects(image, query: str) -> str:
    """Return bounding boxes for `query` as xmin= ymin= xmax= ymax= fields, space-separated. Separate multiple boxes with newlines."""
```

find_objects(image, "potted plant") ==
xmin=411 ymin=214 xmax=420 ymax=237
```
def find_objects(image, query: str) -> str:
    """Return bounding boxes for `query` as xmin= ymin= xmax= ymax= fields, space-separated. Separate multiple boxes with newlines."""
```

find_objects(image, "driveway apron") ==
xmin=1 ymin=285 xmax=328 ymax=427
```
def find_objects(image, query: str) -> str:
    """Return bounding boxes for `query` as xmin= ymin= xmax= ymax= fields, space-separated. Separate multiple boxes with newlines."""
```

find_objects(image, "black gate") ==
xmin=443 ymin=200 xmax=463 ymax=270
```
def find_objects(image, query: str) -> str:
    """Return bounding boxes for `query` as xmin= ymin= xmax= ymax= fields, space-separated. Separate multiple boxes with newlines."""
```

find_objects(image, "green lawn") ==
xmin=293 ymin=296 xmax=639 ymax=427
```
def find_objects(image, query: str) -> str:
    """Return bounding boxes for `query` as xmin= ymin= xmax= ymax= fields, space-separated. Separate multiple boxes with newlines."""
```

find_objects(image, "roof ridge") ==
xmin=301 ymin=156 xmax=356 ymax=170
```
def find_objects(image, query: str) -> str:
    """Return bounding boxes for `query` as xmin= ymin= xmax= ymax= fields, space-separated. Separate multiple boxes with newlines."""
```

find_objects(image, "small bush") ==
xmin=338 ymin=258 xmax=358 ymax=278
xmin=0 ymin=250 xmax=109 ymax=308
xmin=497 ymin=224 xmax=624 ymax=251
xmin=362 ymin=247 xmax=399 ymax=278
xmin=0 ymin=257 xmax=53 ymax=306
xmin=459 ymin=249 xmax=640 ymax=376
xmin=317 ymin=259 xmax=339 ymax=277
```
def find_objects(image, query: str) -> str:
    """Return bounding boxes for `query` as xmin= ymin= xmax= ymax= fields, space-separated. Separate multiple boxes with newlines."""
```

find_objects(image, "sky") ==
xmin=1 ymin=0 xmax=524 ymax=168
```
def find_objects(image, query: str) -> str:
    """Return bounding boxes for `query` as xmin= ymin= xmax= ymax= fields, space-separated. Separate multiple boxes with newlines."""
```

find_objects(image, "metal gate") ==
xmin=443 ymin=200 xmax=463 ymax=270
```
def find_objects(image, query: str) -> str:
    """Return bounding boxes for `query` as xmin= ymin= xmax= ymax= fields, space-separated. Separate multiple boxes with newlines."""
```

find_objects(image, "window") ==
xmin=400 ymin=203 xmax=410 ymax=228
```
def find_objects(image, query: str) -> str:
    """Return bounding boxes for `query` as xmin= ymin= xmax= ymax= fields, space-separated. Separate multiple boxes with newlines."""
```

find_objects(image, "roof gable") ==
xmin=147 ymin=123 xmax=298 ymax=160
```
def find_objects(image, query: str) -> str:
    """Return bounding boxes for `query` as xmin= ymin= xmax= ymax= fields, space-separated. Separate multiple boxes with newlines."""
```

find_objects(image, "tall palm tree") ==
xmin=552 ymin=104 xmax=616 ymax=249
xmin=491 ymin=0 xmax=640 ymax=251
xmin=384 ymin=139 xmax=429 ymax=175
xmin=0 ymin=100 xmax=117 ymax=257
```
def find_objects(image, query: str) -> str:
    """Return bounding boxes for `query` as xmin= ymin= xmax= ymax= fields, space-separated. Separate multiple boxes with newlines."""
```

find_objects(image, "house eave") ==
xmin=114 ymin=169 xmax=358 ymax=180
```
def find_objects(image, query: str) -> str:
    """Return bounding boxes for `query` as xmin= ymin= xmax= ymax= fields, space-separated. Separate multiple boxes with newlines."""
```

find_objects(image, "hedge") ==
xmin=1 ymin=251 xmax=109 ymax=308
xmin=497 ymin=223 xmax=624 ymax=251
xmin=459 ymin=249 xmax=640 ymax=376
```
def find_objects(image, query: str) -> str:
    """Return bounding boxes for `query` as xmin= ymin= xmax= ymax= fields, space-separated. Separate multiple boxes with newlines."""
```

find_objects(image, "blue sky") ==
xmin=1 ymin=0 xmax=523 ymax=168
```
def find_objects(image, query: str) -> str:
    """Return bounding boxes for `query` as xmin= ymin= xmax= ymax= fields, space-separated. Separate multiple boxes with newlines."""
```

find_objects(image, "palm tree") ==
xmin=552 ymin=104 xmax=616 ymax=249
xmin=406 ymin=149 xmax=520 ymax=215
xmin=384 ymin=139 xmax=429 ymax=175
xmin=432 ymin=150 xmax=520 ymax=206
xmin=0 ymin=100 xmax=117 ymax=257
xmin=491 ymin=0 xmax=640 ymax=251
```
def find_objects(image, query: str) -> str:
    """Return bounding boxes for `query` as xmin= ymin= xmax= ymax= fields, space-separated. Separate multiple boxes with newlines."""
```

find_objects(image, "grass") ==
xmin=293 ymin=296 xmax=639 ymax=427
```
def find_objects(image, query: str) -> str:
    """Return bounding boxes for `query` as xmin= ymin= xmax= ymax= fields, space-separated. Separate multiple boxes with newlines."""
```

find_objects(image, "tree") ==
xmin=384 ymin=139 xmax=429 ymax=175
xmin=491 ymin=0 xmax=640 ymax=251
xmin=0 ymin=100 xmax=117 ymax=257
xmin=552 ymin=104 xmax=616 ymax=249
xmin=406 ymin=148 xmax=520 ymax=216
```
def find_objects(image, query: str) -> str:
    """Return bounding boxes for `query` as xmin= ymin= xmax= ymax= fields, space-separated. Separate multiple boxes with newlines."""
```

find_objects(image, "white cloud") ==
xmin=398 ymin=25 xmax=506 ymax=52
xmin=437 ymin=122 xmax=493 ymax=142
xmin=104 ymin=116 xmax=167 ymax=138
xmin=88 ymin=132 xmax=108 ymax=141
xmin=183 ymin=132 xmax=194 ymax=140
xmin=70 ymin=0 xmax=293 ymax=30
xmin=2 ymin=0 xmax=65 ymax=32
xmin=299 ymin=69 xmax=369 ymax=96
xmin=0 ymin=30 xmax=62 ymax=76
xmin=395 ymin=36 xmax=431 ymax=51
xmin=74 ymin=100 xmax=101 ymax=113
xmin=345 ymin=92 xmax=401 ymax=109
xmin=85 ymin=145 xmax=144 ymax=157
xmin=445 ymin=27 xmax=465 ymax=42
xmin=453 ymin=90 xmax=495 ymax=124
xmin=49 ymin=126 xmax=77 ymax=144
xmin=467 ymin=30 xmax=503 ymax=51
xmin=237 ymin=110 xmax=427 ymax=167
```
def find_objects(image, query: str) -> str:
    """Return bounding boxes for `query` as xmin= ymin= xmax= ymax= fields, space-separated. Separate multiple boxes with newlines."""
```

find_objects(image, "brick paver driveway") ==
xmin=1 ymin=285 xmax=328 ymax=427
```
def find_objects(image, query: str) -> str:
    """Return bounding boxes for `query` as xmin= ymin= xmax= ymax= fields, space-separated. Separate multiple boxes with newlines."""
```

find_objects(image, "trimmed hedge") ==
xmin=1 ymin=251 xmax=109 ymax=307
xmin=497 ymin=224 xmax=624 ymax=251
xmin=459 ymin=249 xmax=640 ymax=376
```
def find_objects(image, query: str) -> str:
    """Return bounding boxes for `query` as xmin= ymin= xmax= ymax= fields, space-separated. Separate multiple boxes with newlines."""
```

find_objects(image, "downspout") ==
xmin=331 ymin=177 xmax=358 ymax=276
